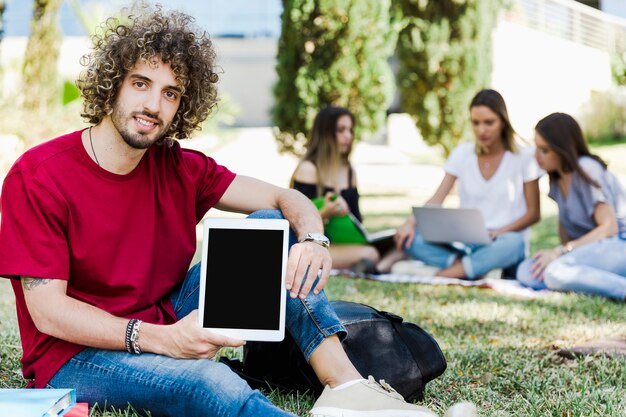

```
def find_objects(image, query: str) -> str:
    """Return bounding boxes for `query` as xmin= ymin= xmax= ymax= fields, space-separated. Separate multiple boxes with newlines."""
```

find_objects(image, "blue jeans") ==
xmin=516 ymin=236 xmax=626 ymax=300
xmin=48 ymin=210 xmax=346 ymax=417
xmin=405 ymin=230 xmax=526 ymax=279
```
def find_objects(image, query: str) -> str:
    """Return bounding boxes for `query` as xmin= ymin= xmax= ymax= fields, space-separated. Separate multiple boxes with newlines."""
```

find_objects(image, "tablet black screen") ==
xmin=202 ymin=228 xmax=285 ymax=330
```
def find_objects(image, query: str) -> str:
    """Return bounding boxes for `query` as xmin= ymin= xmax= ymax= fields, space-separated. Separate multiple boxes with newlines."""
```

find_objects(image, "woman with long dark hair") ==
xmin=290 ymin=106 xmax=383 ymax=271
xmin=517 ymin=113 xmax=626 ymax=300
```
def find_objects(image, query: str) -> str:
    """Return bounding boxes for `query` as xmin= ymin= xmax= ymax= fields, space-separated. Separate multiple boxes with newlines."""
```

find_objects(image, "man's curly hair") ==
xmin=77 ymin=2 xmax=219 ymax=141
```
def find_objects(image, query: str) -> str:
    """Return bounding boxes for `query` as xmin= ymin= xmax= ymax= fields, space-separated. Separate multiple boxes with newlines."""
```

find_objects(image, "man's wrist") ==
xmin=300 ymin=232 xmax=330 ymax=248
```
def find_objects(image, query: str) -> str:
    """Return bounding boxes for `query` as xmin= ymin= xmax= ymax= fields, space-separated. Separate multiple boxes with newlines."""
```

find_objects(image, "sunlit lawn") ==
xmin=0 ymin=143 xmax=625 ymax=416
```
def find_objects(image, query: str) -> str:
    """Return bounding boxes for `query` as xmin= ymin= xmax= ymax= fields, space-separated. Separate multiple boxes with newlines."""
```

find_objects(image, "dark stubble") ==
xmin=111 ymin=106 xmax=171 ymax=149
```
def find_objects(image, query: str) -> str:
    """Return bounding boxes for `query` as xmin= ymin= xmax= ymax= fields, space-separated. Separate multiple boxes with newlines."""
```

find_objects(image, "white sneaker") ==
xmin=482 ymin=268 xmax=503 ymax=280
xmin=310 ymin=376 xmax=437 ymax=417
xmin=391 ymin=261 xmax=439 ymax=276
xmin=444 ymin=402 xmax=477 ymax=417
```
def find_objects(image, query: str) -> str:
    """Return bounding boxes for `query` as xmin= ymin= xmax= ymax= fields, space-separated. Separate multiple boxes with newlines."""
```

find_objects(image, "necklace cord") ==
xmin=89 ymin=126 xmax=101 ymax=167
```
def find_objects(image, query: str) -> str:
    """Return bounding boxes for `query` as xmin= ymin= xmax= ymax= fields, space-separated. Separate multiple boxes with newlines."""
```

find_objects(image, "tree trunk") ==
xmin=22 ymin=0 xmax=62 ymax=113
xmin=0 ymin=0 xmax=6 ymax=42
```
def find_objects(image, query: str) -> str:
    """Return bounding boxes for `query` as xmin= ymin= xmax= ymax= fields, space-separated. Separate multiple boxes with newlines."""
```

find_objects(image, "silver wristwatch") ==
xmin=300 ymin=232 xmax=330 ymax=248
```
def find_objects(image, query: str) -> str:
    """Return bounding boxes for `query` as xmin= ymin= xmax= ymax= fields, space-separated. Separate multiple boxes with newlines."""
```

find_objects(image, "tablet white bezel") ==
xmin=198 ymin=217 xmax=289 ymax=342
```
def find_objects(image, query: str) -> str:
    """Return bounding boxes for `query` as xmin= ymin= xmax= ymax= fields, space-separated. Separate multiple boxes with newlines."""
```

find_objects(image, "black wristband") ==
xmin=125 ymin=319 xmax=137 ymax=354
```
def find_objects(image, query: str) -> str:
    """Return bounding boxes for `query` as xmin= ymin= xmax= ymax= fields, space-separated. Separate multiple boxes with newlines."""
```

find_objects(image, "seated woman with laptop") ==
xmin=290 ymin=106 xmax=400 ymax=273
xmin=516 ymin=113 xmax=626 ymax=301
xmin=393 ymin=89 xmax=544 ymax=279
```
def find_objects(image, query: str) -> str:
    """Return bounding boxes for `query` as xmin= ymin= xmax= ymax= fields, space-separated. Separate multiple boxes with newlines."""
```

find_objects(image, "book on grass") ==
xmin=312 ymin=197 xmax=395 ymax=245
xmin=0 ymin=388 xmax=76 ymax=417
xmin=64 ymin=402 xmax=89 ymax=417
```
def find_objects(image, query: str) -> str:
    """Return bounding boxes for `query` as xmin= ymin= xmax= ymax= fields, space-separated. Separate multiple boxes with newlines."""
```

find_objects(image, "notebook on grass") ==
xmin=312 ymin=197 xmax=395 ymax=245
xmin=198 ymin=218 xmax=289 ymax=342
xmin=412 ymin=206 xmax=491 ymax=244
xmin=0 ymin=388 xmax=76 ymax=417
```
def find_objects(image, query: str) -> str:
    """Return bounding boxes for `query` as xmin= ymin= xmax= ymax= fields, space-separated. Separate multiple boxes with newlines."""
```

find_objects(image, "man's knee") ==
xmin=247 ymin=209 xmax=284 ymax=220
xmin=247 ymin=209 xmax=297 ymax=247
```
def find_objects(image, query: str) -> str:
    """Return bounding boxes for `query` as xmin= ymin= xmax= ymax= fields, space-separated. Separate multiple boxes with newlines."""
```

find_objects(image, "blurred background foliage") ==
xmin=579 ymin=88 xmax=626 ymax=144
xmin=273 ymin=0 xmax=397 ymax=155
xmin=21 ymin=0 xmax=62 ymax=114
xmin=0 ymin=0 xmax=238 ymax=149
xmin=273 ymin=0 xmax=506 ymax=156
xmin=2 ymin=0 xmax=625 ymax=156
xmin=394 ymin=0 xmax=503 ymax=156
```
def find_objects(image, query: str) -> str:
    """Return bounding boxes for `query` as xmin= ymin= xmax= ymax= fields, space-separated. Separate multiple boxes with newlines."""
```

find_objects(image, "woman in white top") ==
xmin=393 ymin=89 xmax=543 ymax=279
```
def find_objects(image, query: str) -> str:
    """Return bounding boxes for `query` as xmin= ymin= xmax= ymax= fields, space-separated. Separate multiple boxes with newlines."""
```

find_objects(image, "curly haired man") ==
xmin=0 ymin=3 xmax=474 ymax=417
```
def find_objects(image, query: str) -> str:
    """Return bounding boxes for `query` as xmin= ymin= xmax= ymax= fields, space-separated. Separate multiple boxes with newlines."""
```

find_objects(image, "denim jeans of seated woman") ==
xmin=516 ymin=235 xmax=626 ymax=301
xmin=48 ymin=210 xmax=346 ymax=417
xmin=404 ymin=229 xmax=526 ymax=279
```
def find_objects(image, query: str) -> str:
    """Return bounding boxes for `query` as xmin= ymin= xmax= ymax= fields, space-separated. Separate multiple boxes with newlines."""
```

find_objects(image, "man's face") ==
xmin=111 ymin=59 xmax=182 ymax=149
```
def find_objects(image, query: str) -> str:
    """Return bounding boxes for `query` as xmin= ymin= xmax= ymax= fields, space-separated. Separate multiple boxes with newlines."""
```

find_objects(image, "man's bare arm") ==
xmin=21 ymin=277 xmax=53 ymax=291
xmin=20 ymin=276 xmax=243 ymax=358
xmin=21 ymin=276 xmax=128 ymax=350
xmin=217 ymin=175 xmax=332 ymax=298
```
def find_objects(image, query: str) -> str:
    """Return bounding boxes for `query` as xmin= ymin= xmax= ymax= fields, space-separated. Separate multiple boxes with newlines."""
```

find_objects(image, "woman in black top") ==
xmin=290 ymin=106 xmax=380 ymax=271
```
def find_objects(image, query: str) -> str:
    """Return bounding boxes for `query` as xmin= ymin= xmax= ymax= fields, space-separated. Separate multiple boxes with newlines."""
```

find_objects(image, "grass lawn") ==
xmin=1 ymin=144 xmax=625 ymax=416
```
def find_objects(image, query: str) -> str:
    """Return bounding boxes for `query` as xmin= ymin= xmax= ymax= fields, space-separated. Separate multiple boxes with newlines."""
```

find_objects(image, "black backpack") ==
xmin=222 ymin=300 xmax=446 ymax=402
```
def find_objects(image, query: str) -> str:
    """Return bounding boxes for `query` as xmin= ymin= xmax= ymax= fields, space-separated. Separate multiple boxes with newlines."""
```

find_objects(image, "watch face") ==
xmin=305 ymin=232 xmax=329 ymax=247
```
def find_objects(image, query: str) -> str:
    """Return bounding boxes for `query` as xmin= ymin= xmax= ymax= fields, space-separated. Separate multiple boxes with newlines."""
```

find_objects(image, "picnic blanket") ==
xmin=331 ymin=268 xmax=552 ymax=298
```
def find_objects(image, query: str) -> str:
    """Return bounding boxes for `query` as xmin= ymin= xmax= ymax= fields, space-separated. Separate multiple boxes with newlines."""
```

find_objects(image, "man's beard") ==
xmin=111 ymin=106 xmax=170 ymax=149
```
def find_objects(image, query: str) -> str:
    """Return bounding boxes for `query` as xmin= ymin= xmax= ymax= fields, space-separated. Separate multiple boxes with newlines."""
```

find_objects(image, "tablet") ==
xmin=198 ymin=217 xmax=289 ymax=341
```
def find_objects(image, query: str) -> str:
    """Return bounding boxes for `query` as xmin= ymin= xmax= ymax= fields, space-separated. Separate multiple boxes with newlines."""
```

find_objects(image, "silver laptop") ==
xmin=412 ymin=206 xmax=491 ymax=244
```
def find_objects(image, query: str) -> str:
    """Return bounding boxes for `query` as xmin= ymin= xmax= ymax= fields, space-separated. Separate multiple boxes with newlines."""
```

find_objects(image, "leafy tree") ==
xmin=22 ymin=0 xmax=62 ymax=113
xmin=611 ymin=52 xmax=626 ymax=86
xmin=395 ymin=0 xmax=502 ymax=155
xmin=273 ymin=0 xmax=396 ymax=155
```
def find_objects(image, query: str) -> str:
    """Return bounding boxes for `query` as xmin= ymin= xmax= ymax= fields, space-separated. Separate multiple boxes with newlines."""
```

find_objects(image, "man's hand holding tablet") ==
xmin=286 ymin=233 xmax=332 ymax=299
xmin=150 ymin=310 xmax=245 ymax=359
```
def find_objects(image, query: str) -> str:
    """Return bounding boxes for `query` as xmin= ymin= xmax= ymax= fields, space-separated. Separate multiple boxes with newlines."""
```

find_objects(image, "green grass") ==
xmin=2 ymin=211 xmax=624 ymax=416
xmin=1 ymin=144 xmax=626 ymax=416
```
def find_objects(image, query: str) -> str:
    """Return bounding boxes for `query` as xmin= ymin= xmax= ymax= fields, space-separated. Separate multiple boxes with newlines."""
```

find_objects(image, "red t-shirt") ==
xmin=0 ymin=130 xmax=236 ymax=387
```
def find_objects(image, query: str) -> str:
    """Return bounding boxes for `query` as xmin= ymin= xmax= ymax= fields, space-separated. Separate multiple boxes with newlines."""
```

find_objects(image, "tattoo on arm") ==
xmin=21 ymin=277 xmax=53 ymax=291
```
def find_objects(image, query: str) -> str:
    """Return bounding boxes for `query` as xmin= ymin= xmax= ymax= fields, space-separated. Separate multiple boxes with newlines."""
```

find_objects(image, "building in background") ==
xmin=2 ymin=0 xmax=281 ymax=37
